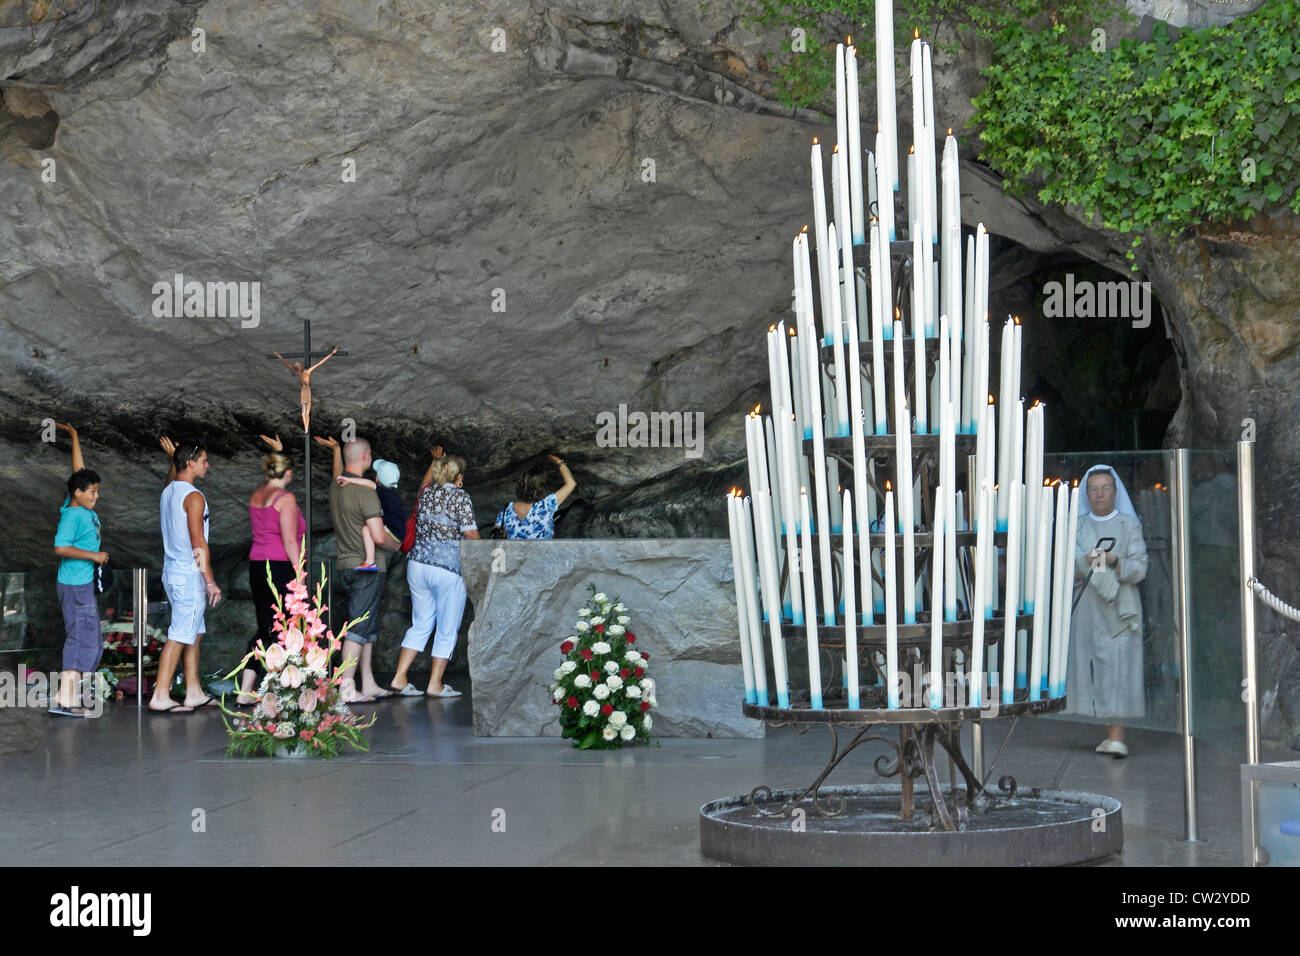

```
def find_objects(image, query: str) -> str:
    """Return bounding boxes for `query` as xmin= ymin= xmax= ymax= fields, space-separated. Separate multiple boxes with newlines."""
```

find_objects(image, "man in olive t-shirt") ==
xmin=329 ymin=438 xmax=399 ymax=702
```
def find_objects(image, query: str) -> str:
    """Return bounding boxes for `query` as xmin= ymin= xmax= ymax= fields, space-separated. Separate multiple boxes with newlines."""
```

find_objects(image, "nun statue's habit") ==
xmin=1066 ymin=465 xmax=1149 ymax=719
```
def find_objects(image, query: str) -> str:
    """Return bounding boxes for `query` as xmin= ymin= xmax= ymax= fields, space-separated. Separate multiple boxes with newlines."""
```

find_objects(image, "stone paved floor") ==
xmin=0 ymin=692 xmax=1286 ymax=866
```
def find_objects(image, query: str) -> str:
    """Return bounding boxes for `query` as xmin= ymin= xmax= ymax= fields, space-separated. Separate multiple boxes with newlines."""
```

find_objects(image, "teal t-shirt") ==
xmin=55 ymin=496 xmax=101 ymax=586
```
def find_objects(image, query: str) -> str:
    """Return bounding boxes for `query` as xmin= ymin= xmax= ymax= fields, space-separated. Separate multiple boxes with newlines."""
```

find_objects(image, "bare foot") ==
xmin=148 ymin=698 xmax=193 ymax=713
xmin=339 ymin=678 xmax=376 ymax=705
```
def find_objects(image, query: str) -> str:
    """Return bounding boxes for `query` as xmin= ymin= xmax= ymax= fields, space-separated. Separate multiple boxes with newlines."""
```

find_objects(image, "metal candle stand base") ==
xmin=699 ymin=697 xmax=1125 ymax=866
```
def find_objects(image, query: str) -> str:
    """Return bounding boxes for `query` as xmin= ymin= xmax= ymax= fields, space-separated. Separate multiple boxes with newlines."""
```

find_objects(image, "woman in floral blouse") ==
xmin=493 ymin=454 xmax=576 ymax=540
xmin=388 ymin=455 xmax=479 ymax=698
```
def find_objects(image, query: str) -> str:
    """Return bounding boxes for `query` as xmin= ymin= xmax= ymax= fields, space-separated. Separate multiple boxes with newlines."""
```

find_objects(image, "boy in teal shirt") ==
xmin=51 ymin=424 xmax=109 ymax=717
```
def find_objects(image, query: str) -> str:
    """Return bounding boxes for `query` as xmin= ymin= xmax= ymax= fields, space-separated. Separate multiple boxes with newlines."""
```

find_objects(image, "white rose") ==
xmin=593 ymin=592 xmax=608 ymax=603
xmin=603 ymin=661 xmax=619 ymax=675
xmin=574 ymin=621 xmax=590 ymax=632
xmin=574 ymin=674 xmax=592 ymax=689
xmin=624 ymin=651 xmax=641 ymax=662
xmin=593 ymin=684 xmax=610 ymax=700
xmin=614 ymin=603 xmax=626 ymax=612
xmin=648 ymin=696 xmax=658 ymax=707
xmin=592 ymin=641 xmax=611 ymax=655
xmin=590 ymin=616 xmax=604 ymax=625
xmin=552 ymin=686 xmax=565 ymax=701
xmin=639 ymin=678 xmax=654 ymax=693
xmin=626 ymin=685 xmax=641 ymax=699
xmin=582 ymin=700 xmax=599 ymax=717
xmin=602 ymin=726 xmax=617 ymax=741
xmin=642 ymin=715 xmax=652 ymax=732
xmin=609 ymin=710 xmax=628 ymax=729
xmin=607 ymin=625 xmax=625 ymax=636
xmin=577 ymin=608 xmax=591 ymax=617
xmin=607 ymin=675 xmax=623 ymax=691
xmin=560 ymin=661 xmax=577 ymax=674
xmin=620 ymin=725 xmax=636 ymax=741
xmin=617 ymin=615 xmax=630 ymax=624
xmin=553 ymin=667 xmax=565 ymax=681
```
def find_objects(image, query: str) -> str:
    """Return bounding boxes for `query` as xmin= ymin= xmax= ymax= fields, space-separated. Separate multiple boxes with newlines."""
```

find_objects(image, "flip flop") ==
xmin=190 ymin=696 xmax=219 ymax=709
xmin=147 ymin=702 xmax=193 ymax=715
xmin=369 ymin=688 xmax=395 ymax=700
xmin=233 ymin=697 xmax=258 ymax=708
xmin=49 ymin=706 xmax=90 ymax=718
xmin=342 ymin=692 xmax=378 ymax=704
xmin=391 ymin=683 xmax=424 ymax=697
xmin=426 ymin=684 xmax=462 ymax=699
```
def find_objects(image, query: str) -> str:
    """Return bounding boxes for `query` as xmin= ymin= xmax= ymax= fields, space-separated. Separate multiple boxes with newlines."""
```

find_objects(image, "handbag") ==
xmin=401 ymin=484 xmax=430 ymax=553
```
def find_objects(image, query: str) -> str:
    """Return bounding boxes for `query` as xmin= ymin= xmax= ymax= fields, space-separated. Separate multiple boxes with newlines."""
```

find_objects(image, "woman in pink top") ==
xmin=236 ymin=434 xmax=306 ymax=706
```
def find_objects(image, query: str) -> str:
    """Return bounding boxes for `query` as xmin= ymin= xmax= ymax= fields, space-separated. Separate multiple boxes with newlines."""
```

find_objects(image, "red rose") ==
xmin=626 ymin=633 xmax=636 ymax=644
xmin=590 ymin=671 xmax=600 ymax=682
xmin=620 ymin=669 xmax=630 ymax=679
xmin=639 ymin=701 xmax=651 ymax=711
xmin=601 ymin=704 xmax=613 ymax=715
xmin=566 ymin=696 xmax=579 ymax=708
xmin=594 ymin=624 xmax=605 ymax=633
xmin=634 ymin=667 xmax=645 ymax=678
xmin=560 ymin=640 xmax=574 ymax=655
xmin=580 ymin=648 xmax=593 ymax=660
xmin=641 ymin=653 xmax=649 ymax=662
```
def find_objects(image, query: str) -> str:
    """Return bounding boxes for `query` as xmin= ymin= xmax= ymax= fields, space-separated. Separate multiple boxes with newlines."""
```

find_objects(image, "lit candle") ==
xmin=875 ymin=0 xmax=898 ymax=195
xmin=948 ymin=221 xmax=963 ymax=424
xmin=907 ymin=149 xmax=916 ymax=239
xmin=914 ymin=286 xmax=928 ymax=434
xmin=962 ymin=233 xmax=976 ymax=431
xmin=799 ymin=489 xmax=824 ymax=709
xmin=790 ymin=326 xmax=806 ymax=441
xmin=1054 ymin=481 xmax=1080 ymax=698
xmin=884 ymin=487 xmax=899 ymax=708
xmin=1001 ymin=481 xmax=1022 ymax=705
xmin=897 ymin=396 xmax=916 ymax=624
xmin=1028 ymin=484 xmax=1052 ymax=700
xmin=929 ymin=484 xmax=945 ymax=708
xmin=802 ymin=322 xmax=837 ymax=626
xmin=797 ymin=234 xmax=818 ymax=438
xmin=811 ymin=140 xmax=831 ymax=341
xmin=1022 ymin=403 xmax=1045 ymax=615
xmin=726 ymin=493 xmax=760 ymax=704
xmin=1047 ymin=482 xmax=1069 ymax=698
xmin=997 ymin=317 xmax=1014 ymax=531
xmin=744 ymin=495 xmax=784 ymax=706
xmin=827 ymin=219 xmax=850 ymax=435
xmin=776 ymin=409 xmax=805 ymax=625
xmin=969 ymin=478 xmax=991 ymax=707
xmin=763 ymin=414 xmax=789 ymax=614
xmin=843 ymin=490 xmax=860 ymax=708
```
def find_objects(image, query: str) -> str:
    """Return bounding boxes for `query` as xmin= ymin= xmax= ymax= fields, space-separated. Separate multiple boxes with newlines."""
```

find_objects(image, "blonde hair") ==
xmin=432 ymin=455 xmax=466 ymax=486
xmin=263 ymin=452 xmax=292 ymax=481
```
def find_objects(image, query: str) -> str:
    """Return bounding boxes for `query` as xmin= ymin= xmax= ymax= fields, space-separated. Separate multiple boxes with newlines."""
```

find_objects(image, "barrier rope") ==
xmin=1249 ymin=577 xmax=1300 ymax=623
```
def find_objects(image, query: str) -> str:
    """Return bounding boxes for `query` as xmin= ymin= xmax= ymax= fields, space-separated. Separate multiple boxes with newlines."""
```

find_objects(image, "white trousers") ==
xmin=402 ymin=560 xmax=466 ymax=660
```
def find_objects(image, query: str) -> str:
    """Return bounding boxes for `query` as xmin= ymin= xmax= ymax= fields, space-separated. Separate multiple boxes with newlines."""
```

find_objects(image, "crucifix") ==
xmin=265 ymin=319 xmax=348 ymax=581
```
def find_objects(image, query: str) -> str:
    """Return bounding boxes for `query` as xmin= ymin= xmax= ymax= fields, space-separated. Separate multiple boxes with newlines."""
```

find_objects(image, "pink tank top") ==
xmin=248 ymin=489 xmax=306 ymax=562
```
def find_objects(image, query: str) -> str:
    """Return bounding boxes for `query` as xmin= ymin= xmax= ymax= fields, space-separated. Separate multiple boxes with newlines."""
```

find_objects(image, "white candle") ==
xmin=750 ymin=492 xmax=789 ymax=707
xmin=969 ymin=479 xmax=991 ymax=707
xmin=828 ymin=459 xmax=843 ymax=533
xmin=943 ymin=400 xmax=958 ymax=622
xmin=997 ymin=318 xmax=1014 ymax=530
xmin=846 ymin=44 xmax=865 ymax=245
xmin=907 ymin=150 xmax=916 ymax=239
xmin=843 ymin=490 xmax=860 ymax=708
xmin=867 ymin=148 xmax=877 ymax=229
xmin=825 ymin=221 xmax=850 ymax=434
xmin=744 ymin=412 xmax=763 ymax=499
xmin=941 ymin=133 xmax=959 ymax=321
xmin=776 ymin=408 xmax=804 ymax=625
xmin=962 ymin=233 xmax=976 ymax=431
xmin=1001 ymin=481 xmax=1023 ymax=705
xmin=884 ymin=489 xmax=899 ymax=708
xmin=869 ymin=222 xmax=888 ymax=433
xmin=743 ymin=496 xmax=781 ymax=707
xmin=897 ymin=397 xmax=916 ymax=624
xmin=834 ymin=142 xmax=858 ymax=349
xmin=929 ymin=484 xmax=945 ymax=708
xmin=876 ymin=0 xmax=898 ymax=194
xmin=1022 ymin=403 xmax=1045 ymax=614
xmin=797 ymin=234 xmax=818 ymax=437
xmin=799 ymin=489 xmax=824 ymax=709
xmin=914 ymin=294 xmax=928 ymax=434
xmin=802 ymin=323 xmax=837 ymax=626
xmin=811 ymin=141 xmax=831 ymax=339
xmin=1047 ymin=482 xmax=1069 ymax=699
xmin=949 ymin=236 xmax=963 ymax=432
xmin=727 ymin=494 xmax=760 ymax=704
xmin=1028 ymin=484 xmax=1052 ymax=700
xmin=921 ymin=42 xmax=938 ymax=242
xmin=1055 ymin=482 xmax=1080 ymax=698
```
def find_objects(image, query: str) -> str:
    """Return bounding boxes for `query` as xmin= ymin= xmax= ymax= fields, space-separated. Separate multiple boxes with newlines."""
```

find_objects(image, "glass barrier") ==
xmin=0 ymin=572 xmax=29 ymax=652
xmin=1040 ymin=450 xmax=1243 ymax=754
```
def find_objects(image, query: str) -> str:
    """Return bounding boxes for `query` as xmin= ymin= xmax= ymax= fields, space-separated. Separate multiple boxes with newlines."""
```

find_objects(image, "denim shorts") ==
xmin=337 ymin=568 xmax=385 ymax=644
xmin=162 ymin=569 xmax=206 ymax=645
xmin=58 ymin=581 xmax=102 ymax=672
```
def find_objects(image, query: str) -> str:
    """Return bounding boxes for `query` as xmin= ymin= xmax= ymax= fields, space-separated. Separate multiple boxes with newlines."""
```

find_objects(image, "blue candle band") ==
xmin=777 ymin=690 xmax=791 ymax=707
xmin=849 ymin=694 xmax=861 ymax=708
xmin=823 ymin=612 xmax=835 ymax=626
xmin=744 ymin=688 xmax=756 ymax=705
xmin=792 ymin=611 xmax=805 ymax=626
xmin=810 ymin=693 xmax=823 ymax=709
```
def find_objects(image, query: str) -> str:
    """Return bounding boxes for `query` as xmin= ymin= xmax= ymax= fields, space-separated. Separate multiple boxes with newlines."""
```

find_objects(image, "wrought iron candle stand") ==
xmin=701 ymin=236 xmax=1123 ymax=866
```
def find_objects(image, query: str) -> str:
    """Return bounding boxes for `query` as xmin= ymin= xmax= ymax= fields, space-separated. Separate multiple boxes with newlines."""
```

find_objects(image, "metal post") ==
xmin=132 ymin=568 xmax=147 ymax=709
xmin=1170 ymin=448 xmax=1199 ymax=841
xmin=303 ymin=319 xmax=313 ymax=581
xmin=1238 ymin=439 xmax=1260 ymax=863
xmin=971 ymin=722 xmax=985 ymax=782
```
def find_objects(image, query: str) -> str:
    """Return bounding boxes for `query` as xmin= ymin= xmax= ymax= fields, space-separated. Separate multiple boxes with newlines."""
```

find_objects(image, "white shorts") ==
xmin=162 ymin=569 xmax=206 ymax=645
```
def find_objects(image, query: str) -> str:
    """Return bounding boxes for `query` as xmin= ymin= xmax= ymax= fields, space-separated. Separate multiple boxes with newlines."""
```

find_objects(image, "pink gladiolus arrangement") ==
xmin=222 ymin=556 xmax=375 ymax=758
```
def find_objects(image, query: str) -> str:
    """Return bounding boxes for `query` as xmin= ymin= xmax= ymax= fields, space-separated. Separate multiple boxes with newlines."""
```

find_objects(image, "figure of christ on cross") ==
xmin=274 ymin=345 xmax=339 ymax=434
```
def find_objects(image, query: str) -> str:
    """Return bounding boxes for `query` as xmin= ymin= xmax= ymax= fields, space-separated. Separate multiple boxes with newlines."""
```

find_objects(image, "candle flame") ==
xmin=909 ymin=144 xmax=915 ymax=154
xmin=753 ymin=404 xmax=762 ymax=415
xmin=801 ymin=224 xmax=809 ymax=233
xmin=812 ymin=136 xmax=819 ymax=145
xmin=833 ymin=144 xmax=839 ymax=154
xmin=914 ymin=27 xmax=919 ymax=38
xmin=948 ymin=127 xmax=953 ymax=135
xmin=789 ymin=327 xmax=797 ymax=336
xmin=847 ymin=35 xmax=853 ymax=45
xmin=768 ymin=324 xmax=777 ymax=332
xmin=987 ymin=394 xmax=995 ymax=404
xmin=1013 ymin=315 xmax=1022 ymax=325
xmin=894 ymin=307 xmax=901 ymax=319
xmin=885 ymin=480 xmax=893 ymax=491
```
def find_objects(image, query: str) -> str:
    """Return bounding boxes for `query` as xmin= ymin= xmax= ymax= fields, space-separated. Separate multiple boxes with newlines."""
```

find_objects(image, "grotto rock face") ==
xmin=1 ymin=1 xmax=1298 ymax=744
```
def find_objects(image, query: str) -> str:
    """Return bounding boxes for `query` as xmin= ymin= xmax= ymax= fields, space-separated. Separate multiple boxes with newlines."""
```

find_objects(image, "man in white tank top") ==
xmin=150 ymin=439 xmax=222 ymax=714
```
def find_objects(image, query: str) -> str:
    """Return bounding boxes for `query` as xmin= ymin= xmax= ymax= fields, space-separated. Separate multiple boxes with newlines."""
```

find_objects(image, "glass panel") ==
xmin=1256 ymin=768 xmax=1300 ymax=867
xmin=1043 ymin=451 xmax=1180 ymax=733
xmin=0 ymin=573 xmax=28 ymax=651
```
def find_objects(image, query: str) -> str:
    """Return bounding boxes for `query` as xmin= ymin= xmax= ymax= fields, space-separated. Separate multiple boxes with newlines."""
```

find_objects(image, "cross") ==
xmin=265 ymin=319 xmax=348 ymax=584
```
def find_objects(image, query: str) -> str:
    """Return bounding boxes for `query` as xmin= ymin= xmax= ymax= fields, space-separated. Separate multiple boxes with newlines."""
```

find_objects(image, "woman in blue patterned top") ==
xmin=389 ymin=454 xmax=480 ymax=698
xmin=493 ymin=454 xmax=576 ymax=540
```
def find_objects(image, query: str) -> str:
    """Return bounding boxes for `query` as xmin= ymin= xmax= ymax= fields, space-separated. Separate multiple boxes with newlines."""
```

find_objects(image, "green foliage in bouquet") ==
xmin=550 ymin=585 xmax=657 ymax=750
xmin=221 ymin=559 xmax=375 ymax=758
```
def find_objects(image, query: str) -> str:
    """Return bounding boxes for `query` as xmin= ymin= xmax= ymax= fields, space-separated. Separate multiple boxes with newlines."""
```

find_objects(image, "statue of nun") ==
xmin=1067 ymin=464 xmax=1148 ymax=758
